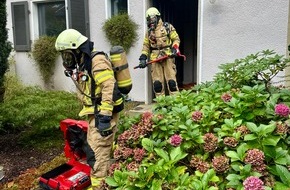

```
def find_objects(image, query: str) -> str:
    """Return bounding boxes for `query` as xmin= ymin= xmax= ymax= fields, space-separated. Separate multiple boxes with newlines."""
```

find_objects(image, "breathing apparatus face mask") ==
xmin=61 ymin=49 xmax=83 ymax=71
xmin=147 ymin=15 xmax=159 ymax=29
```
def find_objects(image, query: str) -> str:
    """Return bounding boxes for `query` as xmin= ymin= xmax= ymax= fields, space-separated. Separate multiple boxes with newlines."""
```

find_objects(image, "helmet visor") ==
xmin=61 ymin=50 xmax=77 ymax=70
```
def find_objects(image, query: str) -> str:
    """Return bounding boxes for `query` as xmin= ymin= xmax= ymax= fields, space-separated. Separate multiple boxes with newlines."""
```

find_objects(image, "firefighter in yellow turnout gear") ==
xmin=138 ymin=7 xmax=180 ymax=97
xmin=55 ymin=29 xmax=124 ymax=190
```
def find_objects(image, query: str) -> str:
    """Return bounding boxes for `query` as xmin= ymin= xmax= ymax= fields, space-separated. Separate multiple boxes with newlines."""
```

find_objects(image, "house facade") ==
xmin=5 ymin=0 xmax=290 ymax=104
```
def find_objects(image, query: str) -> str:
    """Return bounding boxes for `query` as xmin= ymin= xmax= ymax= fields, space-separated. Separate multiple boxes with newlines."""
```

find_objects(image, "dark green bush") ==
xmin=0 ymin=1 xmax=12 ymax=101
xmin=0 ymin=75 xmax=82 ymax=133
xmin=102 ymin=14 xmax=138 ymax=52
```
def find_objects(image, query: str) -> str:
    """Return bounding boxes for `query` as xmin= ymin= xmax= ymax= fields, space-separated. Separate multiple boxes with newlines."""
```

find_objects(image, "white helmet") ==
xmin=146 ymin=7 xmax=161 ymax=18
xmin=146 ymin=7 xmax=161 ymax=28
xmin=55 ymin=29 xmax=88 ymax=51
xmin=55 ymin=29 xmax=88 ymax=70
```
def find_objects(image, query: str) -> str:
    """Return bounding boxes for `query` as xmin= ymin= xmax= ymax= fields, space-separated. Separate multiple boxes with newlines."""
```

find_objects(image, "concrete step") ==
xmin=126 ymin=104 xmax=155 ymax=117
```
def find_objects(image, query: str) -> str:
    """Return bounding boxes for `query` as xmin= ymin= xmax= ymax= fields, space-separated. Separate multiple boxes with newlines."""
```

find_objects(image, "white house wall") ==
xmin=6 ymin=0 xmax=149 ymax=102
xmin=5 ymin=0 xmax=290 ymax=103
xmin=6 ymin=0 xmax=75 ymax=91
xmin=198 ymin=0 xmax=289 ymax=83
xmin=7 ymin=0 xmax=40 ymax=88
xmin=128 ymin=0 xmax=151 ymax=103
xmin=88 ymin=0 xmax=149 ymax=102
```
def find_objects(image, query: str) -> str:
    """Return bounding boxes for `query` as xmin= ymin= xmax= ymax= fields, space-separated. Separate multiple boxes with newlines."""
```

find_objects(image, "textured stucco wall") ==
xmin=6 ymin=0 xmax=76 ymax=91
xmin=6 ymin=0 xmax=148 ymax=101
xmin=198 ymin=0 xmax=289 ymax=83
xmin=78 ymin=0 xmax=149 ymax=102
xmin=125 ymin=0 xmax=148 ymax=102
xmin=5 ymin=0 xmax=290 ymax=102
xmin=6 ymin=0 xmax=43 ymax=88
xmin=88 ymin=0 xmax=148 ymax=102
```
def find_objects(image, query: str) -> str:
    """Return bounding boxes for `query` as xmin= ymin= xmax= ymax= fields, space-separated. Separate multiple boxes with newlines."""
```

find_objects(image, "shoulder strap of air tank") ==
xmin=91 ymin=51 xmax=109 ymax=59
xmin=163 ymin=22 xmax=171 ymax=37
xmin=86 ymin=61 xmax=96 ymax=105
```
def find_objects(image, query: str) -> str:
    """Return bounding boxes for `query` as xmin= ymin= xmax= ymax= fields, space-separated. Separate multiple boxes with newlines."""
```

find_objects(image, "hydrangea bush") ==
xmin=105 ymin=50 xmax=290 ymax=190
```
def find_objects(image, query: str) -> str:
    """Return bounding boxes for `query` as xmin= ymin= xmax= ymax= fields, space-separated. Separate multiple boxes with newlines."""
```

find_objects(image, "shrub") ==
xmin=105 ymin=50 xmax=290 ymax=190
xmin=214 ymin=49 xmax=290 ymax=93
xmin=0 ymin=1 xmax=12 ymax=101
xmin=102 ymin=14 xmax=138 ymax=52
xmin=31 ymin=36 xmax=59 ymax=84
xmin=0 ymin=74 xmax=82 ymax=133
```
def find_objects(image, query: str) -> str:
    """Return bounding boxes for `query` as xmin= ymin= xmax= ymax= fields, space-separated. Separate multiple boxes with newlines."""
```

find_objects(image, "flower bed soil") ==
xmin=0 ymin=133 xmax=63 ymax=185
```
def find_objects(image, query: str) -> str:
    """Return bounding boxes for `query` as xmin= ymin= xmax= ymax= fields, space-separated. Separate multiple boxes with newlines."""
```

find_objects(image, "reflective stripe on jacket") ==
xmin=141 ymin=19 xmax=180 ymax=60
xmin=78 ymin=53 xmax=123 ymax=117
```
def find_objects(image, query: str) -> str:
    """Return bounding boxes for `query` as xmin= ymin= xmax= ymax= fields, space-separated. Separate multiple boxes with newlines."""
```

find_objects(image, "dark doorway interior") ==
xmin=152 ymin=0 xmax=198 ymax=89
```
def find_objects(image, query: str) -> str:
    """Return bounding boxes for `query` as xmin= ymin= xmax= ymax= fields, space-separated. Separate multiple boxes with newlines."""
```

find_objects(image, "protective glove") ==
xmin=138 ymin=54 xmax=147 ymax=69
xmin=96 ymin=114 xmax=112 ymax=137
xmin=171 ymin=44 xmax=180 ymax=57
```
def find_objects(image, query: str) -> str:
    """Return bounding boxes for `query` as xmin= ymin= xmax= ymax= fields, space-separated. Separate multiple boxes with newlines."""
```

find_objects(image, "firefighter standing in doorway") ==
xmin=137 ymin=7 xmax=180 ymax=97
xmin=55 ymin=29 xmax=124 ymax=190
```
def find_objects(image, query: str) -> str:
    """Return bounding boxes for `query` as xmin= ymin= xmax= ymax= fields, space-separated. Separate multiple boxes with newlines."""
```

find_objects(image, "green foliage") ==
xmin=214 ymin=49 xmax=290 ymax=92
xmin=0 ymin=74 xmax=82 ymax=133
xmin=18 ymin=127 xmax=64 ymax=149
xmin=102 ymin=14 xmax=138 ymax=52
xmin=31 ymin=36 xmax=59 ymax=83
xmin=0 ymin=1 xmax=12 ymax=100
xmin=225 ymin=163 xmax=261 ymax=189
xmin=109 ymin=50 xmax=290 ymax=189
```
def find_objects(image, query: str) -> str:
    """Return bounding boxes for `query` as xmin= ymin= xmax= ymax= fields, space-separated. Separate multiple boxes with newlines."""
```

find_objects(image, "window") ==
xmin=11 ymin=1 xmax=31 ymax=51
xmin=68 ymin=0 xmax=90 ymax=38
xmin=38 ymin=1 xmax=66 ymax=36
xmin=11 ymin=0 xmax=90 ymax=52
xmin=111 ymin=0 xmax=128 ymax=16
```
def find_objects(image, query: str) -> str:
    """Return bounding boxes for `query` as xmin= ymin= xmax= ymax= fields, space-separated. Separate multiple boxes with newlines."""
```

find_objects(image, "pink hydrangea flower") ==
xmin=275 ymin=103 xmax=290 ymax=117
xmin=170 ymin=134 xmax=182 ymax=146
xmin=192 ymin=110 xmax=203 ymax=121
xmin=221 ymin=93 xmax=232 ymax=102
xmin=243 ymin=176 xmax=264 ymax=190
xmin=133 ymin=148 xmax=146 ymax=162
xmin=142 ymin=111 xmax=153 ymax=120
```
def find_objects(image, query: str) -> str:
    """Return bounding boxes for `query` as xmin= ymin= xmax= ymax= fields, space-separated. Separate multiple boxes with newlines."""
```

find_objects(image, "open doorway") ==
xmin=152 ymin=0 xmax=198 ymax=90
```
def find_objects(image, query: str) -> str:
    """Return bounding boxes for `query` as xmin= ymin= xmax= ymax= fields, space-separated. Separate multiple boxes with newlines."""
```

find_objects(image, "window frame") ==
xmin=11 ymin=0 xmax=90 ymax=52
xmin=108 ymin=0 xmax=128 ymax=17
xmin=37 ymin=1 xmax=66 ymax=37
xmin=67 ymin=0 xmax=90 ymax=38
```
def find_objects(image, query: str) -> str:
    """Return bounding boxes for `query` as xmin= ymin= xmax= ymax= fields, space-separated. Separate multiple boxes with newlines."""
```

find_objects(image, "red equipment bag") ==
xmin=39 ymin=119 xmax=91 ymax=190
